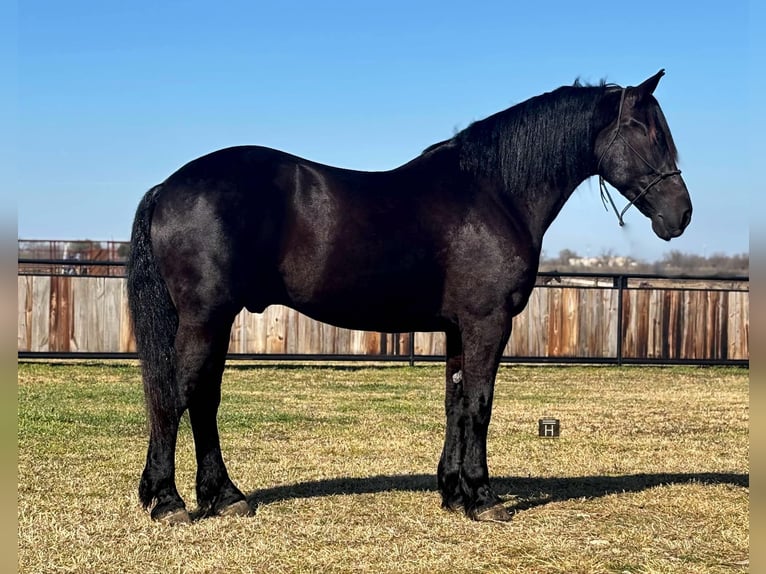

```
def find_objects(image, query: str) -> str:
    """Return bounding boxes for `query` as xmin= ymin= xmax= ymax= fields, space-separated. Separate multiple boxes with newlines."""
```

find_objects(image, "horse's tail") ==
xmin=127 ymin=185 xmax=179 ymax=476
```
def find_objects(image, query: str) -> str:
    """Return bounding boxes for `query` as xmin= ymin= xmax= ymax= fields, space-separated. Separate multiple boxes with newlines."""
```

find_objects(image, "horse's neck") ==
xmin=521 ymin=169 xmax=595 ymax=250
xmin=499 ymin=148 xmax=599 ymax=252
xmin=457 ymin=90 xmax=612 ymax=250
xmin=502 ymin=100 xmax=612 ymax=249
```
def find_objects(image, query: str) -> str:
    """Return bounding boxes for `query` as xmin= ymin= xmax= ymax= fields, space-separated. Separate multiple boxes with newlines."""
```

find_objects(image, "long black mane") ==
xmin=453 ymin=85 xmax=616 ymax=194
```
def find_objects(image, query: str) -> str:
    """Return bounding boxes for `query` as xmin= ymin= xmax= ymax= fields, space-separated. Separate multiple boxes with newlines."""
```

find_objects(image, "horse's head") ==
xmin=595 ymin=70 xmax=692 ymax=240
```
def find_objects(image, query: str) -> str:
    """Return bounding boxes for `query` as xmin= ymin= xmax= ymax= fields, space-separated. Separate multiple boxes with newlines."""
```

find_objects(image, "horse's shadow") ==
xmin=244 ymin=471 xmax=748 ymax=514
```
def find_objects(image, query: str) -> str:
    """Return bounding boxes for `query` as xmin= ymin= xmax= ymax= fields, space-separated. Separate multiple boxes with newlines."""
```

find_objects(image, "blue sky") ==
xmin=12 ymin=0 xmax=755 ymax=262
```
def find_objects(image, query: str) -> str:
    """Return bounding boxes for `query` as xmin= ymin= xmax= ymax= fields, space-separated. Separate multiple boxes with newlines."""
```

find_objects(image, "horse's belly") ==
xmin=280 ymin=276 xmax=448 ymax=334
xmin=289 ymin=302 xmax=449 ymax=334
xmin=274 ymin=233 xmax=448 ymax=332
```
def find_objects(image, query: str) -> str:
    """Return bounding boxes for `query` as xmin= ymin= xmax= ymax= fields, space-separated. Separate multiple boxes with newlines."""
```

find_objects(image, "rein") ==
xmin=597 ymin=89 xmax=681 ymax=226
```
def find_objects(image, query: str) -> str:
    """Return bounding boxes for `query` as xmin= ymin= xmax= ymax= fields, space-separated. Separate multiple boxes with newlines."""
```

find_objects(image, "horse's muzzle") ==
xmin=652 ymin=205 xmax=692 ymax=241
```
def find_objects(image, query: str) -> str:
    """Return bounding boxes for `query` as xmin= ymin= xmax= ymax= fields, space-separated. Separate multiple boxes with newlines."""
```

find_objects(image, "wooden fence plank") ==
xmin=17 ymin=275 xmax=749 ymax=362
xmin=119 ymin=281 xmax=135 ymax=352
xmin=49 ymin=276 xmax=72 ymax=352
xmin=31 ymin=276 xmax=51 ymax=352
xmin=727 ymin=292 xmax=748 ymax=360
xmin=18 ymin=277 xmax=30 ymax=351
xmin=103 ymin=278 xmax=122 ymax=352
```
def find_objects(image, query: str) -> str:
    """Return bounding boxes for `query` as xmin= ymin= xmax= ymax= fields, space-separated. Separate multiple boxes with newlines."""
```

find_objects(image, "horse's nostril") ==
xmin=681 ymin=207 xmax=692 ymax=229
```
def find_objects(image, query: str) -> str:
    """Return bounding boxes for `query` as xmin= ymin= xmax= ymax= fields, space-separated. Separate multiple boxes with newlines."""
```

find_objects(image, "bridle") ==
xmin=597 ymin=88 xmax=682 ymax=227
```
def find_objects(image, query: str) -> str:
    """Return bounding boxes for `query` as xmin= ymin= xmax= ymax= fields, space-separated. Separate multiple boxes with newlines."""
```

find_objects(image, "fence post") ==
xmin=614 ymin=275 xmax=628 ymax=366
xmin=408 ymin=332 xmax=415 ymax=366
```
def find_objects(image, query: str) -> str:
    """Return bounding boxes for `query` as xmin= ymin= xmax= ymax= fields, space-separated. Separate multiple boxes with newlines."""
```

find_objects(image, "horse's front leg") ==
xmin=455 ymin=312 xmax=513 ymax=522
xmin=438 ymin=326 xmax=464 ymax=511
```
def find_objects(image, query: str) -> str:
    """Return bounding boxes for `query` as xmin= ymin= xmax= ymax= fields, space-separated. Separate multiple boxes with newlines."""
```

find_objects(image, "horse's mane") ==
xmin=419 ymin=79 xmax=678 ymax=194
xmin=454 ymin=84 xmax=613 ymax=193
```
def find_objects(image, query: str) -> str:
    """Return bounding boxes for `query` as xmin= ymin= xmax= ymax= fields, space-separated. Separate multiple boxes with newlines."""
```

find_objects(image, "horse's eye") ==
xmin=629 ymin=118 xmax=649 ymax=135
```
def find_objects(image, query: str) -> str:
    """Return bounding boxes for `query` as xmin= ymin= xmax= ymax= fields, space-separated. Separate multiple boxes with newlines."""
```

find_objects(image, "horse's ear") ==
xmin=627 ymin=69 xmax=665 ymax=106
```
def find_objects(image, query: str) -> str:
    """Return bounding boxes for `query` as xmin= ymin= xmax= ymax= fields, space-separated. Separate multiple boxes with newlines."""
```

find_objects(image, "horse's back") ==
xmin=147 ymin=146 xmax=457 ymax=326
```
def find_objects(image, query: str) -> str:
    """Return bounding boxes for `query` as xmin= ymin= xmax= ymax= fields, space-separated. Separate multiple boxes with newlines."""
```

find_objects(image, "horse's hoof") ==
xmin=218 ymin=500 xmax=253 ymax=517
xmin=472 ymin=503 xmax=513 ymax=523
xmin=155 ymin=508 xmax=192 ymax=525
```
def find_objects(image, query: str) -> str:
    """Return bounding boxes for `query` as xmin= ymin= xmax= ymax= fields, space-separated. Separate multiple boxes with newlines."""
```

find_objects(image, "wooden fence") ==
xmin=17 ymin=271 xmax=749 ymax=364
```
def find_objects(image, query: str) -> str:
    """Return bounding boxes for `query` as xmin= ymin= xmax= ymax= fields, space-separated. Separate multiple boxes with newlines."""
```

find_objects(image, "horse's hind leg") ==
xmin=140 ymin=411 xmax=189 ymax=523
xmin=176 ymin=314 xmax=251 ymax=518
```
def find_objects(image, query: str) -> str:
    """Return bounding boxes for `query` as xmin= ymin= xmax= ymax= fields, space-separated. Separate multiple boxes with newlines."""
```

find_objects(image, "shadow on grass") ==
xmin=246 ymin=472 xmax=748 ymax=513
xmin=223 ymin=362 xmax=420 ymax=372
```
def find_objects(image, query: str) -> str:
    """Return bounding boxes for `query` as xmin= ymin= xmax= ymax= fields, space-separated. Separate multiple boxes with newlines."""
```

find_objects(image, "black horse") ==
xmin=127 ymin=70 xmax=691 ymax=524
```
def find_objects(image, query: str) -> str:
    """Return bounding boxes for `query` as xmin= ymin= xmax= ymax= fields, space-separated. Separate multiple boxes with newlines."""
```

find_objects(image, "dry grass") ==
xmin=18 ymin=362 xmax=748 ymax=573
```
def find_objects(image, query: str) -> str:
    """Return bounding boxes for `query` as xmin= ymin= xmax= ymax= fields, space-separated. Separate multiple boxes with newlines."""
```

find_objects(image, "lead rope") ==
xmin=599 ymin=176 xmax=626 ymax=226
xmin=597 ymin=88 xmax=628 ymax=226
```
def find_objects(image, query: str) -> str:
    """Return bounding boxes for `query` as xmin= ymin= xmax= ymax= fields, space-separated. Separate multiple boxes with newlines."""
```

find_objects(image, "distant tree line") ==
xmin=539 ymin=248 xmax=749 ymax=276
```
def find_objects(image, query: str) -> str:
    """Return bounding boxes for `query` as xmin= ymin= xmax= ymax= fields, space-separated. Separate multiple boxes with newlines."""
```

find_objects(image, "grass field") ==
xmin=18 ymin=362 xmax=748 ymax=573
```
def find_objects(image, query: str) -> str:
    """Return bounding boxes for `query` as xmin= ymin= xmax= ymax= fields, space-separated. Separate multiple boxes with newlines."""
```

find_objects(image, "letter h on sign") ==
xmin=538 ymin=418 xmax=560 ymax=438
